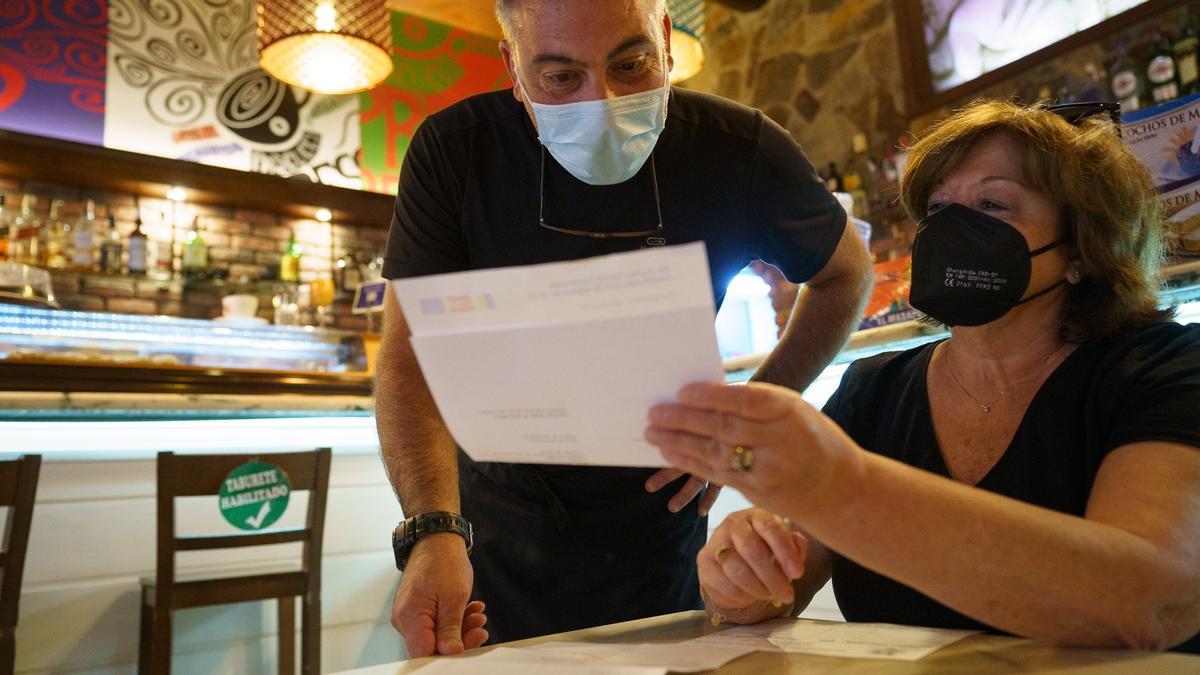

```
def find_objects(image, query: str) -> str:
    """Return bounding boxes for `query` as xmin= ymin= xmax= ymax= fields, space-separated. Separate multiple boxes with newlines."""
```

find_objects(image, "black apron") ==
xmin=457 ymin=450 xmax=708 ymax=643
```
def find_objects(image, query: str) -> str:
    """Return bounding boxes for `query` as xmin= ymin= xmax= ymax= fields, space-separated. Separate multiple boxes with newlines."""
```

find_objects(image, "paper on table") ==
xmin=413 ymin=639 xmax=756 ymax=674
xmin=516 ymin=640 xmax=757 ymax=671
xmin=392 ymin=243 xmax=724 ymax=467
xmin=417 ymin=657 xmax=663 ymax=675
xmin=692 ymin=618 xmax=979 ymax=661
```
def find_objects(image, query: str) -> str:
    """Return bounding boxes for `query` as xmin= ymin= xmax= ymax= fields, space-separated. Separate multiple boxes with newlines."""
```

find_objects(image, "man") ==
xmin=376 ymin=0 xmax=872 ymax=657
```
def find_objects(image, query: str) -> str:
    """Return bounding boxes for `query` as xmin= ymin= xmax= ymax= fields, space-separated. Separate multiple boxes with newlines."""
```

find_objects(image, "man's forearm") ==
xmin=752 ymin=281 xmax=863 ymax=390
xmin=752 ymin=252 xmax=871 ymax=391
xmin=375 ymin=299 xmax=462 ymax=516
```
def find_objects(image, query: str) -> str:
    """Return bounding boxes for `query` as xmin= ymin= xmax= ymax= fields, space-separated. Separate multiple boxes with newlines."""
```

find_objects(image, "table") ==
xmin=337 ymin=610 xmax=1200 ymax=673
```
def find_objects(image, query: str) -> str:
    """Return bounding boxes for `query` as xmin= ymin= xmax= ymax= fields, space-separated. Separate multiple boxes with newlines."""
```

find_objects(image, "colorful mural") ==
xmin=359 ymin=13 xmax=511 ymax=195
xmin=0 ymin=0 xmax=107 ymax=145
xmin=103 ymin=0 xmax=362 ymax=189
xmin=0 ymin=3 xmax=508 ymax=194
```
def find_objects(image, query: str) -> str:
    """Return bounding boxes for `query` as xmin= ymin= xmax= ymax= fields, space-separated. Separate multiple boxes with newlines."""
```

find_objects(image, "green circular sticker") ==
xmin=219 ymin=460 xmax=291 ymax=531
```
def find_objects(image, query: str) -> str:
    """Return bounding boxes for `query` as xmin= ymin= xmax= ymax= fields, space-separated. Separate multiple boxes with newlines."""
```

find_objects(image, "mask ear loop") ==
xmin=1015 ymin=238 xmax=1071 ymax=306
xmin=1015 ymin=278 xmax=1067 ymax=306
xmin=1028 ymin=237 xmax=1068 ymax=257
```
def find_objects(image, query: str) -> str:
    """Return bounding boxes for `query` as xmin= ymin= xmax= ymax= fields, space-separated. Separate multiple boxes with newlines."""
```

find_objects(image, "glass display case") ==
xmin=0 ymin=303 xmax=361 ymax=372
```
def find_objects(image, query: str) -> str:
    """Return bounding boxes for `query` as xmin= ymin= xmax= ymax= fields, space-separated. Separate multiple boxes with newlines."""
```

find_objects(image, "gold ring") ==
xmin=730 ymin=445 xmax=754 ymax=473
xmin=715 ymin=547 xmax=733 ymax=564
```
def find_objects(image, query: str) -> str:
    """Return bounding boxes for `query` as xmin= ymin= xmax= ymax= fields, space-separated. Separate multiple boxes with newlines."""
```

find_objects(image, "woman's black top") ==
xmin=822 ymin=322 xmax=1200 ymax=652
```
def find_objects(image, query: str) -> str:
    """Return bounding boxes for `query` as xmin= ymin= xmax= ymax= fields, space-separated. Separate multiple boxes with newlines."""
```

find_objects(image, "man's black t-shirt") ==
xmin=383 ymin=86 xmax=844 ymax=305
xmin=383 ymin=86 xmax=845 ymax=643
xmin=822 ymin=322 xmax=1200 ymax=652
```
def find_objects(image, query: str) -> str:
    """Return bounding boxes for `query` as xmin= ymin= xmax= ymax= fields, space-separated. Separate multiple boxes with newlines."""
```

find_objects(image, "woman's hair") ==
xmin=900 ymin=99 xmax=1173 ymax=342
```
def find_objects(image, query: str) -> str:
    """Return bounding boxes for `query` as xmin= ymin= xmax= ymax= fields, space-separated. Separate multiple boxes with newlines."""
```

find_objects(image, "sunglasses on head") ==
xmin=1043 ymin=100 xmax=1122 ymax=128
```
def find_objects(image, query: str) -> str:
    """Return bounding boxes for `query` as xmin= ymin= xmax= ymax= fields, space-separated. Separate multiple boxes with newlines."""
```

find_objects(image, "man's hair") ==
xmin=900 ymin=99 xmax=1174 ymax=342
xmin=495 ymin=0 xmax=666 ymax=40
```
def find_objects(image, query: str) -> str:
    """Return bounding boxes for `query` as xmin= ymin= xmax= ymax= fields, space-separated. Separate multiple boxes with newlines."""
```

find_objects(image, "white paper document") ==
xmin=417 ymin=659 xmax=663 ymax=675
xmin=391 ymin=243 xmax=724 ymax=467
xmin=413 ymin=639 xmax=756 ymax=674
xmin=692 ymin=618 xmax=979 ymax=661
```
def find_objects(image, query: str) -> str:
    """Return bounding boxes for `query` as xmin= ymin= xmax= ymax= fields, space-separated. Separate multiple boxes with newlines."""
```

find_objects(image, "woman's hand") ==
xmin=698 ymin=507 xmax=807 ymax=625
xmin=644 ymin=381 xmax=864 ymax=519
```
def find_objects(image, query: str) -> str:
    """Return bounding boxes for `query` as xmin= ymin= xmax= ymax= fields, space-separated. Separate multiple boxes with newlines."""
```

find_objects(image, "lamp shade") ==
xmin=668 ymin=0 xmax=705 ymax=83
xmin=257 ymin=0 xmax=393 ymax=95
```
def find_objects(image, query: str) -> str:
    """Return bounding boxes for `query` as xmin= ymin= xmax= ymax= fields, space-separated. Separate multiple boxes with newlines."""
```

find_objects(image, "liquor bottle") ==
xmin=43 ymin=199 xmax=69 ymax=270
xmin=153 ymin=209 xmax=173 ymax=279
xmin=1176 ymin=9 xmax=1200 ymax=95
xmin=11 ymin=196 xmax=41 ymax=266
xmin=128 ymin=214 xmax=149 ymax=276
xmin=181 ymin=216 xmax=207 ymax=280
xmin=1146 ymin=31 xmax=1182 ymax=105
xmin=10 ymin=194 xmax=38 ymax=263
xmin=280 ymin=230 xmax=301 ymax=282
xmin=0 ymin=195 xmax=10 ymax=263
xmin=824 ymin=162 xmax=843 ymax=193
xmin=70 ymin=199 xmax=97 ymax=272
xmin=334 ymin=252 xmax=360 ymax=293
xmin=1080 ymin=61 xmax=1108 ymax=102
xmin=98 ymin=212 xmax=123 ymax=274
xmin=1110 ymin=40 xmax=1142 ymax=114
xmin=846 ymin=133 xmax=881 ymax=216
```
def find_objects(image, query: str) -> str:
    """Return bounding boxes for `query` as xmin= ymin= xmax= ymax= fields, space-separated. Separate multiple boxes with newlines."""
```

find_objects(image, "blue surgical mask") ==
xmin=517 ymin=63 xmax=669 ymax=186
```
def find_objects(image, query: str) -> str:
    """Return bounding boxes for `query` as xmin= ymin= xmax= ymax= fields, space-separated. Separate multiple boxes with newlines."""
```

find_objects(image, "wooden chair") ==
xmin=138 ymin=448 xmax=331 ymax=675
xmin=0 ymin=455 xmax=40 ymax=675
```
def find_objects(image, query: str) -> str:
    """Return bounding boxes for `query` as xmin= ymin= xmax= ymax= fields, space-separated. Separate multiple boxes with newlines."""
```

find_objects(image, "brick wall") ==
xmin=0 ymin=176 xmax=389 ymax=332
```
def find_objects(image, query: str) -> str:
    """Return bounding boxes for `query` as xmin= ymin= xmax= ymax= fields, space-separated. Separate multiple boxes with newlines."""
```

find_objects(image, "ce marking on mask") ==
xmin=944 ymin=266 xmax=1007 ymax=291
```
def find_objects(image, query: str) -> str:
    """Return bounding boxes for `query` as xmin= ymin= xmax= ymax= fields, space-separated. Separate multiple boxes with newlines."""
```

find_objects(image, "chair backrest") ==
xmin=0 ymin=454 xmax=41 ymax=630
xmin=155 ymin=449 xmax=331 ymax=597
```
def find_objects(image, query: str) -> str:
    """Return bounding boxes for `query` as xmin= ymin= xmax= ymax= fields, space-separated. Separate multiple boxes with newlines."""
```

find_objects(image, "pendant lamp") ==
xmin=668 ymin=0 xmax=705 ymax=83
xmin=257 ymin=0 xmax=393 ymax=95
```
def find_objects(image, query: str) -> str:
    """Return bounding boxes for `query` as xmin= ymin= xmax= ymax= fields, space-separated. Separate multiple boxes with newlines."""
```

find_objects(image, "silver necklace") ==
xmin=944 ymin=355 xmax=1003 ymax=413
xmin=940 ymin=343 xmax=1070 ymax=414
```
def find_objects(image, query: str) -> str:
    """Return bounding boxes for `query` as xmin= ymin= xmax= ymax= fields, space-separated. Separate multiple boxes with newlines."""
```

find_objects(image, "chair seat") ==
xmin=141 ymin=570 xmax=308 ymax=610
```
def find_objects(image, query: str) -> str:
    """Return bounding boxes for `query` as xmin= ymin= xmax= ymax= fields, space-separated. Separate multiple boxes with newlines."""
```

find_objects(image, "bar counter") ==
xmin=343 ymin=610 xmax=1200 ymax=674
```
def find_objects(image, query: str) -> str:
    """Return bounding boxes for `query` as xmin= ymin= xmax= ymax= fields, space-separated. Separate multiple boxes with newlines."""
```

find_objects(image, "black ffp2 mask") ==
xmin=910 ymin=203 xmax=1066 ymax=327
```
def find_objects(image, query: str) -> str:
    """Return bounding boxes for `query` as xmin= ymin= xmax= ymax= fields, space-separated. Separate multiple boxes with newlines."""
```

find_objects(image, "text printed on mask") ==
xmin=944 ymin=267 xmax=1008 ymax=291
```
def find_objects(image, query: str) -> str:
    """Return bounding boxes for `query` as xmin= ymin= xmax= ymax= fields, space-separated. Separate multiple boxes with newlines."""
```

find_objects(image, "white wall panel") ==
xmin=11 ymin=439 xmax=409 ymax=674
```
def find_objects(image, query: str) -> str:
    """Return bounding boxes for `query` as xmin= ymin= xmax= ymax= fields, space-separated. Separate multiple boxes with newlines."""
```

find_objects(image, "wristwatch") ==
xmin=392 ymin=511 xmax=473 ymax=571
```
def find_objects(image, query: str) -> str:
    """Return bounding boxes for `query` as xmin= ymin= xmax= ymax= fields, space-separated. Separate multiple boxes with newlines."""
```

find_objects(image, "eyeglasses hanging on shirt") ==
xmin=537 ymin=146 xmax=664 ymax=239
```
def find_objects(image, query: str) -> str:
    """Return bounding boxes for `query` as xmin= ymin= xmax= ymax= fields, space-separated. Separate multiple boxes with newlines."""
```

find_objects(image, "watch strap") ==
xmin=392 ymin=511 xmax=473 ymax=571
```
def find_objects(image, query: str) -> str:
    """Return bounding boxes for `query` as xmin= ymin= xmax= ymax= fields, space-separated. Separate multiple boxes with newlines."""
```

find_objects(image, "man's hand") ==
xmin=390 ymin=533 xmax=488 ymax=657
xmin=644 ymin=469 xmax=722 ymax=516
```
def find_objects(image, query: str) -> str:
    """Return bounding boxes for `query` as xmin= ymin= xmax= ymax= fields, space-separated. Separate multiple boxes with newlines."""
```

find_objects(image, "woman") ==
xmin=644 ymin=100 xmax=1200 ymax=651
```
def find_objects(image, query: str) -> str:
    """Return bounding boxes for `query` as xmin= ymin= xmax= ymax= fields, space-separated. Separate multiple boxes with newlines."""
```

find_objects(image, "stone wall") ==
xmin=690 ymin=0 xmax=1194 ymax=164
xmin=685 ymin=0 xmax=908 ymax=192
